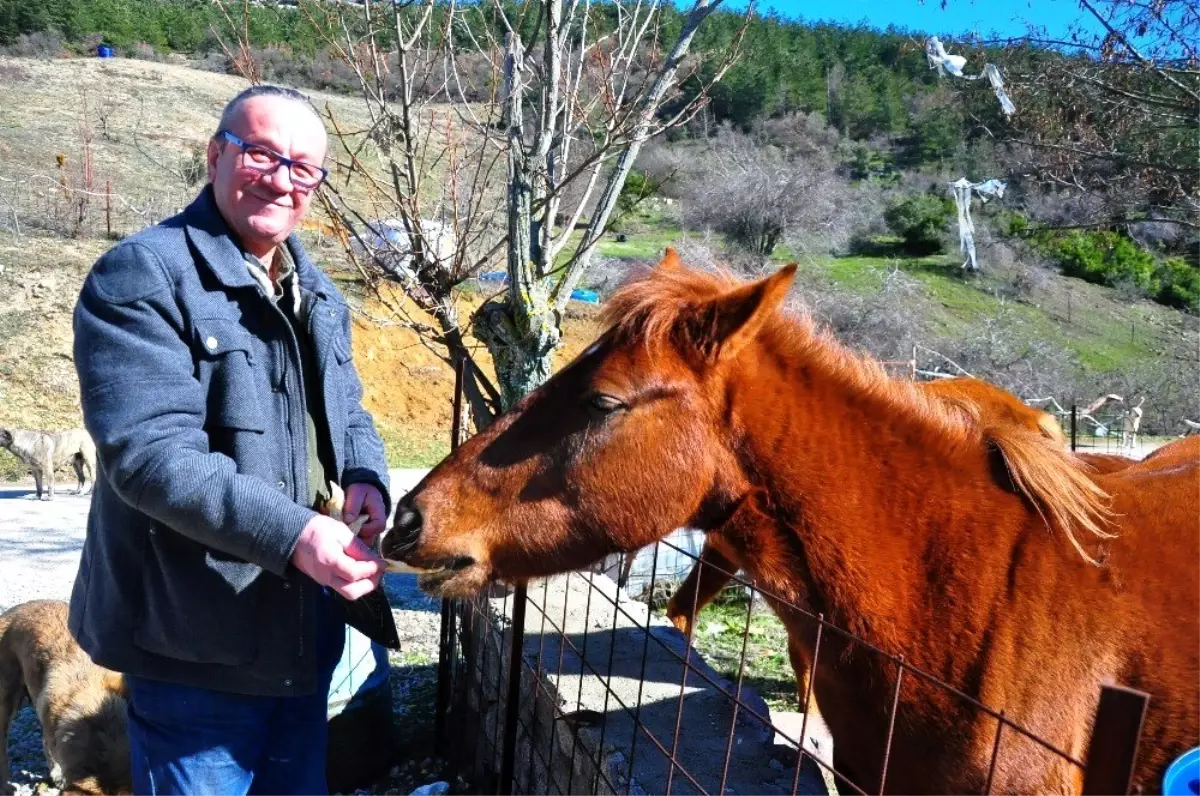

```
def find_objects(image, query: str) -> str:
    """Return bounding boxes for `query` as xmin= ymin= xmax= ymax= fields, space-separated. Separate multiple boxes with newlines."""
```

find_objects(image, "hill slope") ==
xmin=0 ymin=56 xmax=1196 ymax=481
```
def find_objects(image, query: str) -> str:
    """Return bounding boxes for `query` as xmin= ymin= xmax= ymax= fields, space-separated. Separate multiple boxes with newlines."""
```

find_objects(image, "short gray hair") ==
xmin=215 ymin=84 xmax=324 ymax=138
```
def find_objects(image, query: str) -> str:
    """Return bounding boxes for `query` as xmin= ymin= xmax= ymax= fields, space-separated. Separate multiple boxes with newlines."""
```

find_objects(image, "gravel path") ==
xmin=0 ymin=469 xmax=434 ymax=796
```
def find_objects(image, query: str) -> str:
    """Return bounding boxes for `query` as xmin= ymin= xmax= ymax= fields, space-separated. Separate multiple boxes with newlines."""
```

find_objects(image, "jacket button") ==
xmin=278 ymin=480 xmax=286 ymax=490
xmin=282 ymin=581 xmax=291 ymax=590
xmin=284 ymin=679 xmax=292 ymax=687
xmin=205 ymin=336 xmax=218 ymax=350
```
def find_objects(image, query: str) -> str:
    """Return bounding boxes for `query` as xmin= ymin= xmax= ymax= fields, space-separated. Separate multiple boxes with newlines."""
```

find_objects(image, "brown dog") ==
xmin=0 ymin=601 xmax=130 ymax=795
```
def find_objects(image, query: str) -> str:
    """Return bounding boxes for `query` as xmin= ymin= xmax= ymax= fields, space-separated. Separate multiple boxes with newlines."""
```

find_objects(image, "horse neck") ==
xmin=723 ymin=335 xmax=1006 ymax=648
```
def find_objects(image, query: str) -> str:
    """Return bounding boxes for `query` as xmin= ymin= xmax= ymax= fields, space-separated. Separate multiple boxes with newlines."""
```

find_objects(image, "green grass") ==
xmin=595 ymin=229 xmax=679 ymax=261
xmin=778 ymin=249 xmax=1175 ymax=372
xmin=384 ymin=432 xmax=451 ymax=469
xmin=655 ymin=589 xmax=800 ymax=712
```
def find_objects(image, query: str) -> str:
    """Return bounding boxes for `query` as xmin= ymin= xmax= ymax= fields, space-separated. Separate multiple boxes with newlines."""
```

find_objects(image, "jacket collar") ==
xmin=183 ymin=185 xmax=329 ymax=300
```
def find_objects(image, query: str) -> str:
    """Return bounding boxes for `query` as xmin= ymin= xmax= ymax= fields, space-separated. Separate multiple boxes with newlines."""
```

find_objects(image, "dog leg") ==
xmin=0 ymin=674 xmax=24 ymax=794
xmin=71 ymin=454 xmax=87 ymax=495
xmin=42 ymin=733 xmax=64 ymax=788
xmin=31 ymin=468 xmax=44 ymax=501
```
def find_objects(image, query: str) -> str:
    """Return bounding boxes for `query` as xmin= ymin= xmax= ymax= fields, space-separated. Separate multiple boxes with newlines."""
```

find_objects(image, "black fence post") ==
xmin=435 ymin=358 xmax=468 ymax=754
xmin=1071 ymin=405 xmax=1078 ymax=452
xmin=498 ymin=585 xmax=528 ymax=795
xmin=1082 ymin=685 xmax=1149 ymax=795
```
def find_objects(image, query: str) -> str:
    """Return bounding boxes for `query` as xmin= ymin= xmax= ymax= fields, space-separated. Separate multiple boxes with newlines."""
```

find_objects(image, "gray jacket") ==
xmin=69 ymin=186 xmax=391 ymax=696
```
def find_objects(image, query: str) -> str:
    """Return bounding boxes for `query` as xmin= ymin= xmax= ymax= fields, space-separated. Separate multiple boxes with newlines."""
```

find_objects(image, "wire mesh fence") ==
xmin=428 ymin=372 xmax=1151 ymax=796
xmin=0 ymin=173 xmax=189 ymax=241
xmin=431 ymin=553 xmax=1150 ymax=795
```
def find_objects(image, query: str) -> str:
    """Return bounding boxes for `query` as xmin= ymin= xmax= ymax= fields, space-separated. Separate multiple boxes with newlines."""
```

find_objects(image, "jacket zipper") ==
xmin=266 ymin=292 xmax=309 ymax=665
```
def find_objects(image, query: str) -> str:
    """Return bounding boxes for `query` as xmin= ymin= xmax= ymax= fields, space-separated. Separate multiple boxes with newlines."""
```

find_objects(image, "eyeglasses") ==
xmin=217 ymin=130 xmax=328 ymax=191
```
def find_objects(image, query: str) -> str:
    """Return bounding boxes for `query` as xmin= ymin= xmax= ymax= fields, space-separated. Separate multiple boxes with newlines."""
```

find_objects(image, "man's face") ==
xmin=207 ymin=95 xmax=327 ymax=257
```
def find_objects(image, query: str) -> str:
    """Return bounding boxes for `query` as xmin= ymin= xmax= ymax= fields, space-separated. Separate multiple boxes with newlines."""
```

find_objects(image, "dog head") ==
xmin=55 ymin=691 xmax=133 ymax=796
xmin=0 ymin=428 xmax=12 ymax=449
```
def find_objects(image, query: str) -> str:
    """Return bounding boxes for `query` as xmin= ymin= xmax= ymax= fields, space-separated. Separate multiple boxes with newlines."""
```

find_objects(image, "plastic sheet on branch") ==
xmin=925 ymin=36 xmax=1017 ymax=117
xmin=949 ymin=177 xmax=1006 ymax=272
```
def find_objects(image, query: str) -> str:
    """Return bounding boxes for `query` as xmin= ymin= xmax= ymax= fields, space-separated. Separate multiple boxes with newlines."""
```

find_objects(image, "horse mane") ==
xmin=603 ymin=259 xmax=1115 ymax=564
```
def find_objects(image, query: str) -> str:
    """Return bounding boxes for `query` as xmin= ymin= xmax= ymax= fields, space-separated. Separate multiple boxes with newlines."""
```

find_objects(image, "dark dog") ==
xmin=0 ymin=600 xmax=130 ymax=795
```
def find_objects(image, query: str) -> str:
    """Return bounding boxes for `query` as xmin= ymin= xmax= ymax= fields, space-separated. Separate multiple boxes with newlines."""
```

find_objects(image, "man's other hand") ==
xmin=291 ymin=514 xmax=385 ymax=600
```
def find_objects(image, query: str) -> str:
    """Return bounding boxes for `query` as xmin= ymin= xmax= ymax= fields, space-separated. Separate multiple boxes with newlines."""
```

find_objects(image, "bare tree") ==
xmin=1000 ymin=0 xmax=1199 ymax=238
xmin=680 ymin=119 xmax=858 ymax=257
xmin=214 ymin=0 xmax=745 ymax=422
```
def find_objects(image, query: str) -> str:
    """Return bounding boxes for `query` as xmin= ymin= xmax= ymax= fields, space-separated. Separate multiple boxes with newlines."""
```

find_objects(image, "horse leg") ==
xmin=617 ymin=551 xmax=636 ymax=589
xmin=788 ymin=635 xmax=812 ymax=711
xmin=666 ymin=541 xmax=737 ymax=636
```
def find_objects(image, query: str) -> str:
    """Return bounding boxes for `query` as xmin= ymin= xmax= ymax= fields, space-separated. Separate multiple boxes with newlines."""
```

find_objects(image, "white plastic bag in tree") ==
xmin=950 ymin=177 xmax=1007 ymax=271
xmin=925 ymin=36 xmax=1016 ymax=117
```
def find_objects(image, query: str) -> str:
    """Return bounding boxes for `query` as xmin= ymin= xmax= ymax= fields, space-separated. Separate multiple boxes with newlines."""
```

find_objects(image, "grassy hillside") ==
xmin=803 ymin=253 xmax=1192 ymax=371
xmin=0 ymin=56 xmax=1196 ymax=484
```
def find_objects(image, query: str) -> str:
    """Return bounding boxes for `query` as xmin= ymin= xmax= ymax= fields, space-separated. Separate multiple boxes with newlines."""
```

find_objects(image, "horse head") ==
xmin=379 ymin=250 xmax=797 ymax=596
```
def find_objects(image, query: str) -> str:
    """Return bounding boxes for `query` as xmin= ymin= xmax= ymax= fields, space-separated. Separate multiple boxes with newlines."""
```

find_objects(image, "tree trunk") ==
xmin=473 ymin=31 xmax=562 ymax=409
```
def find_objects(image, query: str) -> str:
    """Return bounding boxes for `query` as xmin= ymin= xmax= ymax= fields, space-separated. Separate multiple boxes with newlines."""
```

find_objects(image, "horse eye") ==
xmin=588 ymin=393 xmax=626 ymax=414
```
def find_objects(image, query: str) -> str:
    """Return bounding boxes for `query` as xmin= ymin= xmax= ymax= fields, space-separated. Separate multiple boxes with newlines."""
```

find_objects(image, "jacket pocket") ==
xmin=133 ymin=524 xmax=263 ymax=665
xmin=193 ymin=318 xmax=267 ymax=433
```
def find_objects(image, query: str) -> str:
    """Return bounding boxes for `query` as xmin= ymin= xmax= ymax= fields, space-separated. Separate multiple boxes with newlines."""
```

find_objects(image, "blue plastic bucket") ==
xmin=97 ymin=44 xmax=114 ymax=58
xmin=326 ymin=624 xmax=393 ymax=792
xmin=1164 ymin=747 xmax=1200 ymax=796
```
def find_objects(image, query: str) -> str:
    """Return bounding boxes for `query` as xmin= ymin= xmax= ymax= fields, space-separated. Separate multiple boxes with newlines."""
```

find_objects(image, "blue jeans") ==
xmin=125 ymin=593 xmax=344 ymax=795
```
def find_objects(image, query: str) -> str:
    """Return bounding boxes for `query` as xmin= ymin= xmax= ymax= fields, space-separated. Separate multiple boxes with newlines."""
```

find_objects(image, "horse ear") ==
xmin=693 ymin=264 xmax=797 ymax=360
xmin=660 ymin=247 xmax=683 ymax=270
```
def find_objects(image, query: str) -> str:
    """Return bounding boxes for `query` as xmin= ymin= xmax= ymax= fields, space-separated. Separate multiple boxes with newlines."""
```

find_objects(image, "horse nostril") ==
xmin=392 ymin=504 xmax=422 ymax=543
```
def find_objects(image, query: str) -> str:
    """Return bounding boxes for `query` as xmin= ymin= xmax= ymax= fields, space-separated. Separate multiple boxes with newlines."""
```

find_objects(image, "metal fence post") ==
xmin=1071 ymin=405 xmax=1078 ymax=452
xmin=498 ymin=584 xmax=528 ymax=795
xmin=1082 ymin=684 xmax=1149 ymax=795
xmin=435 ymin=357 xmax=468 ymax=754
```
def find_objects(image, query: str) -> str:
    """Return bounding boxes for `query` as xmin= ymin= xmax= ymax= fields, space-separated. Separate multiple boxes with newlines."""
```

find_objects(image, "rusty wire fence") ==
xmin=428 ymin=370 xmax=1151 ymax=796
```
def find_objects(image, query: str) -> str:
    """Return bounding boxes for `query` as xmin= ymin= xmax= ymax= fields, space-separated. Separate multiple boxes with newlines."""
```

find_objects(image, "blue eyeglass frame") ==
xmin=217 ymin=130 xmax=328 ymax=188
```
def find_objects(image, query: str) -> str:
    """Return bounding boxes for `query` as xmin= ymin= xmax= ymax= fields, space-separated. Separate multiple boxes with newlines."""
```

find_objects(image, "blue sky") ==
xmin=721 ymin=0 xmax=1099 ymax=41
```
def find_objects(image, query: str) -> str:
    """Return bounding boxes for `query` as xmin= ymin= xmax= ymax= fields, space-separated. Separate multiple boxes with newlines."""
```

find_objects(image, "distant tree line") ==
xmin=0 ymin=0 xmax=1010 ymax=166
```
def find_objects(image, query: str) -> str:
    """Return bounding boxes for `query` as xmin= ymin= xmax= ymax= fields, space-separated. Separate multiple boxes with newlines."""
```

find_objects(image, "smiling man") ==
xmin=69 ymin=85 xmax=397 ymax=795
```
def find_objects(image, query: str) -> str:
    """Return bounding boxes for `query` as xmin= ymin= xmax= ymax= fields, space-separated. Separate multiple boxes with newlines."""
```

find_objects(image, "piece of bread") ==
xmin=323 ymin=482 xmax=369 ymax=534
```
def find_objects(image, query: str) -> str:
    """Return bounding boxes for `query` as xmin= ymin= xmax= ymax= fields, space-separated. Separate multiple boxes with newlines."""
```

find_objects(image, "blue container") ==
xmin=326 ymin=624 xmax=393 ymax=792
xmin=570 ymin=288 xmax=600 ymax=304
xmin=97 ymin=44 xmax=114 ymax=58
xmin=1164 ymin=747 xmax=1200 ymax=796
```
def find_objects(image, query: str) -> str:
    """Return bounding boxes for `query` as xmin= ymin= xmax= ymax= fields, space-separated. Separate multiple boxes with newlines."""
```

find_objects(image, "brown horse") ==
xmin=382 ymin=252 xmax=1199 ymax=794
xmin=926 ymin=377 xmax=1066 ymax=444
xmin=661 ymin=375 xmax=1080 ymax=713
xmin=1139 ymin=435 xmax=1199 ymax=467
xmin=664 ymin=376 xmax=1073 ymax=638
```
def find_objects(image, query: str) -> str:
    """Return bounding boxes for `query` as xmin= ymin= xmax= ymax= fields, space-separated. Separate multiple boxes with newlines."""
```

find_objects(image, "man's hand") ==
xmin=290 ymin=514 xmax=385 ymax=600
xmin=343 ymin=482 xmax=387 ymax=544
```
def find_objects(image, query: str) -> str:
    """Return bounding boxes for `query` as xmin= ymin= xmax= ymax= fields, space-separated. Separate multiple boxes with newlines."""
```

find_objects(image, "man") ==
xmin=70 ymin=84 xmax=396 ymax=795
